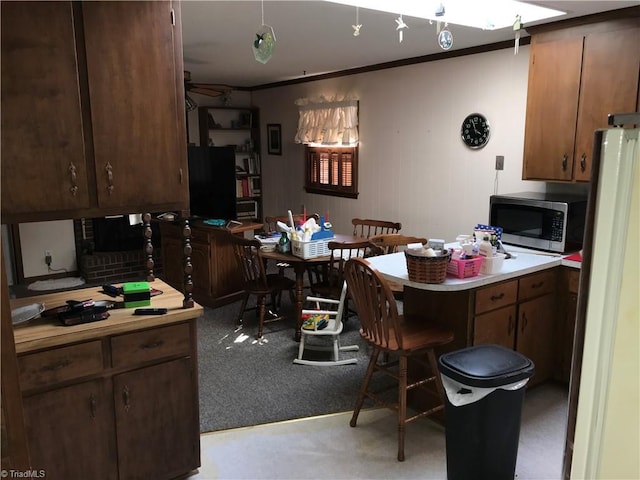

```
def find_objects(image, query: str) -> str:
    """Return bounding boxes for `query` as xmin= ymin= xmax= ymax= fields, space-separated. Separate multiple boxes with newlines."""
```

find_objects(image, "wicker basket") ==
xmin=404 ymin=250 xmax=451 ymax=284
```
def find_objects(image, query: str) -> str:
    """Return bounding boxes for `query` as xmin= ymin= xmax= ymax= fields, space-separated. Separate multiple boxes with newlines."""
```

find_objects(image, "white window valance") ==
xmin=294 ymin=98 xmax=359 ymax=145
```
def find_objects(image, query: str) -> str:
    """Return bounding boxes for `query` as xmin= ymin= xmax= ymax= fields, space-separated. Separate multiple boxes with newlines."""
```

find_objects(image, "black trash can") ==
xmin=438 ymin=344 xmax=535 ymax=480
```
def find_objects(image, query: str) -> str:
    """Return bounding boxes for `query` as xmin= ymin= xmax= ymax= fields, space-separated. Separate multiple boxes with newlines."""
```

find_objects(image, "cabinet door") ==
xmin=523 ymin=37 xmax=583 ymax=181
xmin=474 ymin=306 xmax=516 ymax=349
xmin=517 ymin=293 xmax=556 ymax=386
xmin=0 ymin=2 xmax=91 ymax=216
xmin=82 ymin=1 xmax=188 ymax=210
xmin=113 ymin=357 xmax=200 ymax=479
xmin=23 ymin=379 xmax=116 ymax=479
xmin=573 ymin=27 xmax=640 ymax=182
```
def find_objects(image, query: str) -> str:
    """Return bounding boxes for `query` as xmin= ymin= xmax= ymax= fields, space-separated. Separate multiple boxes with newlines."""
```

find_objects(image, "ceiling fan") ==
xmin=184 ymin=70 xmax=233 ymax=111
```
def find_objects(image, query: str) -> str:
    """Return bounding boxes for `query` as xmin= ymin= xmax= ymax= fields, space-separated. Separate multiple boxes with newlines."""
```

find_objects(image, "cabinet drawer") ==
xmin=519 ymin=270 xmax=557 ymax=301
xmin=475 ymin=280 xmax=518 ymax=314
xmin=19 ymin=341 xmax=103 ymax=390
xmin=111 ymin=323 xmax=191 ymax=368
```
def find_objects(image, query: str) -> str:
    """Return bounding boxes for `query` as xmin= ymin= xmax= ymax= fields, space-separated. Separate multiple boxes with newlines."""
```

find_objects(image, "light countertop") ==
xmin=366 ymin=246 xmax=580 ymax=292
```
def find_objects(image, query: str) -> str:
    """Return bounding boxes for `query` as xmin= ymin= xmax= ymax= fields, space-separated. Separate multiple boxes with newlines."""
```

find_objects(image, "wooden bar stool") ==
xmin=344 ymin=257 xmax=454 ymax=461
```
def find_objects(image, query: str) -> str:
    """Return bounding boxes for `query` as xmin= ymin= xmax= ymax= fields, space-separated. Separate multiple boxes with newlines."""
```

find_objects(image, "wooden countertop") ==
xmin=10 ymin=279 xmax=204 ymax=354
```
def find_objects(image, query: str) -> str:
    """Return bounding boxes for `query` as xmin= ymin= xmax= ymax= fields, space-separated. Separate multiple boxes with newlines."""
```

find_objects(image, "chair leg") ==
xmin=350 ymin=348 xmax=380 ymax=428
xmin=235 ymin=292 xmax=250 ymax=328
xmin=256 ymin=294 xmax=267 ymax=341
xmin=397 ymin=355 xmax=408 ymax=462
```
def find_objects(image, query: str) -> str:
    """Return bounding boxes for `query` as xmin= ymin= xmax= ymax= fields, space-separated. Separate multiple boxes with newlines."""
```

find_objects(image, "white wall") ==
xmin=251 ymin=44 xmax=585 ymax=240
xmin=19 ymin=220 xmax=76 ymax=278
xmin=10 ymin=45 xmax=593 ymax=282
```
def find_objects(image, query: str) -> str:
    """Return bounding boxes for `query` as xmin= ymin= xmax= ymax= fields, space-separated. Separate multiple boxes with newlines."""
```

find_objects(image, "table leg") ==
xmin=293 ymin=263 xmax=306 ymax=341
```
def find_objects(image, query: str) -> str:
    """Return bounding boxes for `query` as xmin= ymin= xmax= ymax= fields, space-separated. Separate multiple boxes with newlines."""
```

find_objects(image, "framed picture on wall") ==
xmin=267 ymin=124 xmax=282 ymax=155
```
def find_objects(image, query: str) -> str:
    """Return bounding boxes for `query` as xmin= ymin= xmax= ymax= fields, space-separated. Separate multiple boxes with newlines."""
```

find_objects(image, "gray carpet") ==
xmin=197 ymin=294 xmax=373 ymax=433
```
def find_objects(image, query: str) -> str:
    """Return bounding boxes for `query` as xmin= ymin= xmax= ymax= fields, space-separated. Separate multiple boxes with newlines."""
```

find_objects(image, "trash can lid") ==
xmin=438 ymin=344 xmax=535 ymax=388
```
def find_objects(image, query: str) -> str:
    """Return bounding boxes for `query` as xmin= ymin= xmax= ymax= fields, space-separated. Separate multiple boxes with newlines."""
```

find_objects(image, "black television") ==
xmin=187 ymin=146 xmax=237 ymax=220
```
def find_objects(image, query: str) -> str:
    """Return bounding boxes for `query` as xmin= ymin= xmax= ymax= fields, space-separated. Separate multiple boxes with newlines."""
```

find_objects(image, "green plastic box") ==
xmin=122 ymin=281 xmax=151 ymax=308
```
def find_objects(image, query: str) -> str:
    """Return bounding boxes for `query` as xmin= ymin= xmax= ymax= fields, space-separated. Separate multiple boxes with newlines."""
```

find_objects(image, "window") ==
xmin=295 ymin=98 xmax=359 ymax=198
xmin=305 ymin=146 xmax=358 ymax=198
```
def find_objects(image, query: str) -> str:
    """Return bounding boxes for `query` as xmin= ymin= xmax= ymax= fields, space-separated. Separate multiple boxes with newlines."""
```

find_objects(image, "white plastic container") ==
xmin=478 ymin=236 xmax=493 ymax=258
xmin=480 ymin=253 xmax=506 ymax=274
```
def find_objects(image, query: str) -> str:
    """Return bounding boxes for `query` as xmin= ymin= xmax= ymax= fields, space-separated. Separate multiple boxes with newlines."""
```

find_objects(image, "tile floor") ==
xmin=188 ymin=382 xmax=568 ymax=480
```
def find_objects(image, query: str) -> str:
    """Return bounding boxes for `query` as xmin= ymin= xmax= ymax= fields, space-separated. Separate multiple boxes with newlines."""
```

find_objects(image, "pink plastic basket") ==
xmin=447 ymin=256 xmax=484 ymax=279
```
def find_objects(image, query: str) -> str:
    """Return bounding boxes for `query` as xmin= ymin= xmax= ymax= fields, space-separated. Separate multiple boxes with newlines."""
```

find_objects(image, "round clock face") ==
xmin=461 ymin=113 xmax=490 ymax=149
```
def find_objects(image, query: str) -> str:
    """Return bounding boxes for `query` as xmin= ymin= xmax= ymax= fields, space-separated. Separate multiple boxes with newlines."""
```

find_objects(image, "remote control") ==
xmin=133 ymin=308 xmax=168 ymax=315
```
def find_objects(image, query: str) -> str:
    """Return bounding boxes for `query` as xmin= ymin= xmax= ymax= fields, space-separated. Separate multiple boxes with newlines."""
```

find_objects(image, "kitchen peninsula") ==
xmin=10 ymin=279 xmax=203 ymax=479
xmin=367 ymin=250 xmax=577 ymax=387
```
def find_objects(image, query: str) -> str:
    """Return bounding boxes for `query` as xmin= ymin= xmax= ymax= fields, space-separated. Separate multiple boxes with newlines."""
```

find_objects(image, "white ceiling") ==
xmin=181 ymin=1 xmax=639 ymax=89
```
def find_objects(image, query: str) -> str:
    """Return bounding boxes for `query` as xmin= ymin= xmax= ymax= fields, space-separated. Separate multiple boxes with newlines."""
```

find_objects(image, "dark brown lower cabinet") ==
xmin=114 ymin=358 xmax=198 ymax=479
xmin=18 ymin=320 xmax=200 ymax=479
xmin=23 ymin=379 xmax=116 ymax=480
xmin=472 ymin=269 xmax=557 ymax=387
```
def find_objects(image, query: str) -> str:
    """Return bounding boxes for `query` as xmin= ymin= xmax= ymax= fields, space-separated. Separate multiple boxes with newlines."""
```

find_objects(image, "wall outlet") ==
xmin=495 ymin=155 xmax=504 ymax=170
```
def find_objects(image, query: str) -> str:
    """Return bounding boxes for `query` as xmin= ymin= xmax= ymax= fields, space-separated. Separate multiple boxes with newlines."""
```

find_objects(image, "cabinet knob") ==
xmin=106 ymin=162 xmax=114 ymax=195
xmin=508 ymin=314 xmax=514 ymax=335
xmin=122 ymin=385 xmax=130 ymax=412
xmin=521 ymin=313 xmax=528 ymax=332
xmin=68 ymin=162 xmax=78 ymax=196
xmin=580 ymin=154 xmax=587 ymax=172
xmin=490 ymin=292 xmax=505 ymax=301
xmin=561 ymin=154 xmax=568 ymax=172
xmin=90 ymin=393 xmax=97 ymax=419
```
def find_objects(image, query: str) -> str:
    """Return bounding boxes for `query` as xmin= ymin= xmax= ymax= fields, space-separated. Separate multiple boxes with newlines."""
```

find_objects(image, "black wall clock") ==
xmin=461 ymin=113 xmax=490 ymax=149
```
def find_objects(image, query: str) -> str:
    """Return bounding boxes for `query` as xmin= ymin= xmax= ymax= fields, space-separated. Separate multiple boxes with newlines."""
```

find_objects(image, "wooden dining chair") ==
xmin=344 ymin=257 xmax=454 ymax=462
xmin=229 ymin=234 xmax=295 ymax=344
xmin=352 ymin=218 xmax=402 ymax=238
xmin=369 ymin=233 xmax=428 ymax=255
xmin=308 ymin=240 xmax=383 ymax=321
xmin=368 ymin=234 xmax=429 ymax=298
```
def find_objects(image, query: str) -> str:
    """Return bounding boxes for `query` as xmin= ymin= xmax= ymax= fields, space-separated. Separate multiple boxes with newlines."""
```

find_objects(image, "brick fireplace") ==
xmin=74 ymin=217 xmax=163 ymax=285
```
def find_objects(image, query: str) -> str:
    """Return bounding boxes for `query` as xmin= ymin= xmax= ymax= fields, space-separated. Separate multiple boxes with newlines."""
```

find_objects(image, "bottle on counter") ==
xmin=479 ymin=235 xmax=493 ymax=257
xmin=278 ymin=231 xmax=291 ymax=253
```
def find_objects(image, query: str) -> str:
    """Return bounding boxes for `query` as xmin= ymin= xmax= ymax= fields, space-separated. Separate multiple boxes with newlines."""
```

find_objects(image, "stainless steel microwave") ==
xmin=489 ymin=192 xmax=587 ymax=253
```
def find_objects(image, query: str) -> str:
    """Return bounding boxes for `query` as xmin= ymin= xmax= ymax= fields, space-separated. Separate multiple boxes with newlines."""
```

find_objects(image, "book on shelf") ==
xmin=236 ymin=177 xmax=261 ymax=198
xmin=240 ymin=155 xmax=261 ymax=175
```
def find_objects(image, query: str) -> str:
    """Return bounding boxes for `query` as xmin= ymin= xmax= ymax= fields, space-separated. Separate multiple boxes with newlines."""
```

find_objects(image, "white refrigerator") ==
xmin=566 ymin=119 xmax=639 ymax=480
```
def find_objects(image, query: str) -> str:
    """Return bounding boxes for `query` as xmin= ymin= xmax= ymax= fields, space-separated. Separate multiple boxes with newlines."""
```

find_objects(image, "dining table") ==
xmin=259 ymin=233 xmax=357 ymax=341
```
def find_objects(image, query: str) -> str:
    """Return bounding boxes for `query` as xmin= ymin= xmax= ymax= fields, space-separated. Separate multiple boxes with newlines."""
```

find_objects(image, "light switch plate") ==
xmin=495 ymin=155 xmax=504 ymax=170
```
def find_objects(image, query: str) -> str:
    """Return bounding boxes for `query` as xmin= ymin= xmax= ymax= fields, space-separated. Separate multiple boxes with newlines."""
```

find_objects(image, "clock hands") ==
xmin=470 ymin=117 xmax=479 ymax=134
